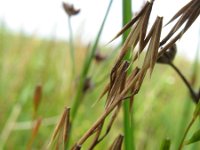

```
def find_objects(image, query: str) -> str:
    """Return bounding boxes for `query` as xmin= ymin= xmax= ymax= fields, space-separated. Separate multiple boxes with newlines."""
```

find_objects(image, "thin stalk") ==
xmin=122 ymin=0 xmax=134 ymax=150
xmin=169 ymin=62 xmax=198 ymax=103
xmin=175 ymin=98 xmax=193 ymax=150
xmin=68 ymin=16 xmax=76 ymax=76
xmin=178 ymin=115 xmax=197 ymax=150
xmin=67 ymin=0 xmax=114 ymax=147
xmin=191 ymin=25 xmax=200 ymax=150
xmin=71 ymin=0 xmax=114 ymax=121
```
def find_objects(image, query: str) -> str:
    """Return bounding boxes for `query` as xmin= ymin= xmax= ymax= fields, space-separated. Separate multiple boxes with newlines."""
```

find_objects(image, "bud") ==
xmin=62 ymin=2 xmax=80 ymax=17
xmin=83 ymin=77 xmax=94 ymax=92
xmin=94 ymin=51 xmax=107 ymax=63
xmin=157 ymin=44 xmax=177 ymax=64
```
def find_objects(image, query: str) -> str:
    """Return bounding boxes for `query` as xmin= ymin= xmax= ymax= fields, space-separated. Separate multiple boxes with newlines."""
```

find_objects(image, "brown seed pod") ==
xmin=62 ymin=2 xmax=80 ymax=17
xmin=157 ymin=44 xmax=177 ymax=64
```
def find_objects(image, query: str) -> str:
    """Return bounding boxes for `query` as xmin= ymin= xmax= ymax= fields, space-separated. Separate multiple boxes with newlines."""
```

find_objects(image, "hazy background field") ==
xmin=0 ymin=0 xmax=200 ymax=149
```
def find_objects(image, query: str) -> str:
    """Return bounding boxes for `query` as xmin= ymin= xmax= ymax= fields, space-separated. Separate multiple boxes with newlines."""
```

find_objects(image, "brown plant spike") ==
xmin=33 ymin=85 xmax=42 ymax=118
xmin=71 ymin=1 xmax=166 ymax=147
xmin=159 ymin=0 xmax=200 ymax=56
xmin=109 ymin=134 xmax=124 ymax=150
xmin=70 ymin=0 xmax=199 ymax=148
xmin=48 ymin=107 xmax=70 ymax=149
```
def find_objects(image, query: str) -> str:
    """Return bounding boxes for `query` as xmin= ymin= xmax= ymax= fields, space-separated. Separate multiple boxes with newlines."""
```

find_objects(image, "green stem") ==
xmin=122 ymin=0 xmax=134 ymax=150
xmin=68 ymin=16 xmax=75 ymax=76
xmin=71 ymin=0 xmax=114 ymax=121
xmin=175 ymin=97 xmax=193 ymax=150
xmin=178 ymin=115 xmax=197 ymax=150
xmin=67 ymin=0 xmax=114 ymax=148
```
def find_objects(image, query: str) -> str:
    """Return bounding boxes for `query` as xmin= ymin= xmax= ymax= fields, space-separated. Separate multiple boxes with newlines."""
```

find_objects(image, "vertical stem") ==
xmin=67 ymin=0 xmax=114 ymax=148
xmin=68 ymin=17 xmax=76 ymax=76
xmin=122 ymin=0 xmax=134 ymax=150
xmin=175 ymin=98 xmax=193 ymax=150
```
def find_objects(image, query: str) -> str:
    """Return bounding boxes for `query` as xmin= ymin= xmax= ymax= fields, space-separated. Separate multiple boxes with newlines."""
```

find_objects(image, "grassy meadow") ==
xmin=0 ymin=1 xmax=200 ymax=150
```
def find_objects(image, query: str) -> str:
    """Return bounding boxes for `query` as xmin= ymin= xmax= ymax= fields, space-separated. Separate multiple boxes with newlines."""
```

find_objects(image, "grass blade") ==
xmin=160 ymin=138 xmax=171 ymax=150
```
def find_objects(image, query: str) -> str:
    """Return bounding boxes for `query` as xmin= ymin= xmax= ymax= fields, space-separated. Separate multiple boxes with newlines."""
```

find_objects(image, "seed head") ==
xmin=62 ymin=2 xmax=80 ymax=17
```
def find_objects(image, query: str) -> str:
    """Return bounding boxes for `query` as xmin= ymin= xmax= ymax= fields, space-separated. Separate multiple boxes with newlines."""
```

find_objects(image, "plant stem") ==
xmin=178 ymin=115 xmax=197 ymax=150
xmin=175 ymin=97 xmax=193 ymax=150
xmin=169 ymin=62 xmax=198 ymax=103
xmin=71 ymin=0 xmax=113 ymax=121
xmin=67 ymin=0 xmax=114 ymax=147
xmin=68 ymin=16 xmax=76 ymax=76
xmin=122 ymin=0 xmax=134 ymax=150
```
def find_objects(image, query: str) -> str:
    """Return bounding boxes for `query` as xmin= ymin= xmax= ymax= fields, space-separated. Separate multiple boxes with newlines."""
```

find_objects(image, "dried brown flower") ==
xmin=62 ymin=2 xmax=80 ymax=17
xmin=33 ymin=84 xmax=42 ymax=118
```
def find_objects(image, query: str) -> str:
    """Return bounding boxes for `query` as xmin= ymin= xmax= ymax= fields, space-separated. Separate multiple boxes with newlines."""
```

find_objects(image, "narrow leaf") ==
xmin=160 ymin=138 xmax=171 ymax=150
xmin=185 ymin=128 xmax=200 ymax=145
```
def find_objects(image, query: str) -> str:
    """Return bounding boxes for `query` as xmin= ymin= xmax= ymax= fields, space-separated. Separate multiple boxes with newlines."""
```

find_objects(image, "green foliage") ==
xmin=160 ymin=138 xmax=171 ymax=150
xmin=185 ymin=129 xmax=200 ymax=145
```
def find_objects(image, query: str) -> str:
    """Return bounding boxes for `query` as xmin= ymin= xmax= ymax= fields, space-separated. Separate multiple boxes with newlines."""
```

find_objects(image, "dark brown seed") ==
xmin=157 ymin=44 xmax=177 ymax=64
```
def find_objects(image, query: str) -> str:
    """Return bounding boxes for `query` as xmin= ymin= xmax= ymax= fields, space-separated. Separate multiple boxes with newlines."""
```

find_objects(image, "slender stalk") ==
xmin=67 ymin=0 xmax=114 ymax=147
xmin=169 ymin=62 xmax=198 ymax=103
xmin=122 ymin=0 xmax=135 ymax=150
xmin=178 ymin=115 xmax=197 ymax=150
xmin=175 ymin=97 xmax=193 ymax=150
xmin=68 ymin=16 xmax=76 ymax=76
xmin=191 ymin=25 xmax=200 ymax=150
xmin=71 ymin=0 xmax=114 ymax=121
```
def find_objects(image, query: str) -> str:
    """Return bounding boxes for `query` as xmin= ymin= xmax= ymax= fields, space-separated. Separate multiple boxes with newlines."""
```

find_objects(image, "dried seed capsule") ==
xmin=62 ymin=2 xmax=80 ymax=17
xmin=157 ymin=44 xmax=177 ymax=64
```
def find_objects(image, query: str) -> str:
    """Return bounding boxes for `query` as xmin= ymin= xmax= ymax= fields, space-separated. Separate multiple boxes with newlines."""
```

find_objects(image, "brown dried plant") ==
xmin=49 ymin=0 xmax=200 ymax=149
xmin=48 ymin=107 xmax=71 ymax=149
xmin=71 ymin=1 xmax=163 ymax=148
xmin=33 ymin=84 xmax=42 ymax=119
xmin=62 ymin=2 xmax=80 ymax=17
xmin=108 ymin=134 xmax=124 ymax=150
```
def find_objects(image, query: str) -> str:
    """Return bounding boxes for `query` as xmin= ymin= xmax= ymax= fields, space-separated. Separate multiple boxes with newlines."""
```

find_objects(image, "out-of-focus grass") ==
xmin=0 ymin=25 xmax=200 ymax=150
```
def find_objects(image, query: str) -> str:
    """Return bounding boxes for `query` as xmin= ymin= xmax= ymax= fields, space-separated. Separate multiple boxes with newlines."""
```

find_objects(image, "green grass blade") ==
xmin=71 ymin=0 xmax=114 ymax=121
xmin=122 ymin=0 xmax=135 ymax=150
xmin=68 ymin=0 xmax=114 ymax=148
xmin=68 ymin=17 xmax=76 ymax=76
xmin=160 ymin=138 xmax=171 ymax=150
xmin=185 ymin=129 xmax=200 ymax=145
